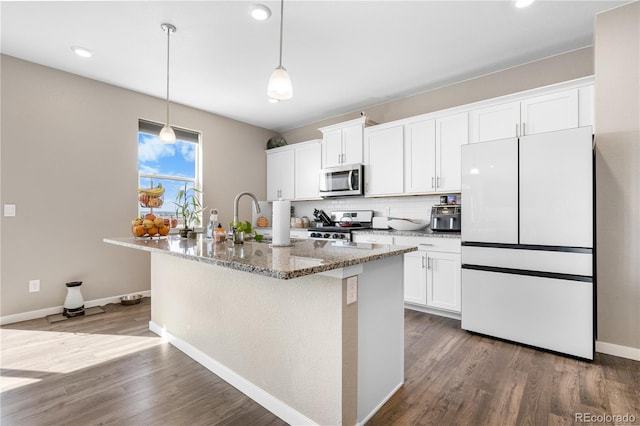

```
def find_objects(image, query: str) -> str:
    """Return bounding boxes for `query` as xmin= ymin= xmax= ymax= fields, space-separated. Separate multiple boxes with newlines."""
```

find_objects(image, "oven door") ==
xmin=319 ymin=164 xmax=363 ymax=197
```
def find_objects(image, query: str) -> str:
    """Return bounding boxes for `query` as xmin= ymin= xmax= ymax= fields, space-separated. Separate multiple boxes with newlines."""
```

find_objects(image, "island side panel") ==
xmin=150 ymin=252 xmax=346 ymax=426
xmin=357 ymin=255 xmax=405 ymax=424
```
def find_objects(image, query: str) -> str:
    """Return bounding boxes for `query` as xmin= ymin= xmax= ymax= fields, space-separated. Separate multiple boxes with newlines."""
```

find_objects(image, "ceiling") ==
xmin=0 ymin=1 xmax=627 ymax=132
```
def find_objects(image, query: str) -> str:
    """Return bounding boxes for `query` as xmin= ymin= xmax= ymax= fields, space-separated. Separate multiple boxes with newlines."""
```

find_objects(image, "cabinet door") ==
xmin=469 ymin=101 xmax=520 ymax=143
xmin=322 ymin=129 xmax=343 ymax=168
xmin=521 ymin=89 xmax=578 ymax=136
xmin=404 ymin=119 xmax=436 ymax=194
xmin=266 ymin=152 xmax=280 ymax=201
xmin=365 ymin=126 xmax=404 ymax=196
xmin=404 ymin=251 xmax=427 ymax=305
xmin=266 ymin=149 xmax=294 ymax=201
xmin=342 ymin=123 xmax=364 ymax=165
xmin=435 ymin=112 xmax=468 ymax=193
xmin=294 ymin=142 xmax=321 ymax=200
xmin=427 ymin=251 xmax=461 ymax=313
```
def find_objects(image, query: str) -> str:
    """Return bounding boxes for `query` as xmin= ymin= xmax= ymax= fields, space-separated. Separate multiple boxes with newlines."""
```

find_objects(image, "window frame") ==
xmin=137 ymin=119 xmax=203 ymax=228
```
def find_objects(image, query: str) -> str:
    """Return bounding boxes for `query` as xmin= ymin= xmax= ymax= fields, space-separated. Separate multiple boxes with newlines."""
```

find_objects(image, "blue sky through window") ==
xmin=138 ymin=132 xmax=198 ymax=220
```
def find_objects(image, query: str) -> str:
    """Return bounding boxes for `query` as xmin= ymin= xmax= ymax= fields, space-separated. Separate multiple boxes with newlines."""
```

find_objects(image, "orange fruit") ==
xmin=134 ymin=225 xmax=146 ymax=237
xmin=158 ymin=225 xmax=170 ymax=236
xmin=148 ymin=226 xmax=159 ymax=236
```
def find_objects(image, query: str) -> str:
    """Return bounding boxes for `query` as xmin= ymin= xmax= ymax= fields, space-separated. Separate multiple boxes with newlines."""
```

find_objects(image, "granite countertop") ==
xmin=353 ymin=228 xmax=461 ymax=239
xmin=104 ymin=236 xmax=416 ymax=280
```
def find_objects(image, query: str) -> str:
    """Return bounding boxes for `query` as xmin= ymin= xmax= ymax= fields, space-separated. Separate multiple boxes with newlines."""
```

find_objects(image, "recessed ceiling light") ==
xmin=250 ymin=4 xmax=271 ymax=21
xmin=514 ymin=0 xmax=535 ymax=8
xmin=71 ymin=46 xmax=94 ymax=58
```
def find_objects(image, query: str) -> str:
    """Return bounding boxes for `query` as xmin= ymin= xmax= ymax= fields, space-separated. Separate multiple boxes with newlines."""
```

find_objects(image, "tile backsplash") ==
xmin=291 ymin=194 xmax=461 ymax=222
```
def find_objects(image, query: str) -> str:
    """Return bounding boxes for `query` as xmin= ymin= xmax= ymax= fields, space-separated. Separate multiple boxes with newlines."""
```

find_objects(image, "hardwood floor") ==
xmin=1 ymin=301 xmax=638 ymax=425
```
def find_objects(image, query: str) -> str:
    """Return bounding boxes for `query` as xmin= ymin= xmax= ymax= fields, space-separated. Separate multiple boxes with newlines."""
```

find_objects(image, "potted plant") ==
xmin=174 ymin=184 xmax=205 ymax=238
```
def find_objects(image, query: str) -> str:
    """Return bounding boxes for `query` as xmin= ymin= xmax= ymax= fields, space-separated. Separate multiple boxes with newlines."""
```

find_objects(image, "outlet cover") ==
xmin=4 ymin=204 xmax=16 ymax=217
xmin=29 ymin=280 xmax=40 ymax=293
xmin=346 ymin=276 xmax=357 ymax=305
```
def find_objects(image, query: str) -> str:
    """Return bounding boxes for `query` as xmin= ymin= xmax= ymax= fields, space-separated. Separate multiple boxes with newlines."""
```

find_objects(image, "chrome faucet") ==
xmin=233 ymin=192 xmax=261 ymax=229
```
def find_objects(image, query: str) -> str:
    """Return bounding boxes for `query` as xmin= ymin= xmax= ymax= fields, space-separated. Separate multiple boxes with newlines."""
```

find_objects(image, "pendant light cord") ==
xmin=278 ymin=0 xmax=284 ymax=67
xmin=165 ymin=25 xmax=171 ymax=125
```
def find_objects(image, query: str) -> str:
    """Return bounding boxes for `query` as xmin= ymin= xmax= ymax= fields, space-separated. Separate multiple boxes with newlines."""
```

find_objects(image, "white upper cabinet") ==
xmin=435 ymin=112 xmax=468 ymax=193
xmin=320 ymin=117 xmax=365 ymax=168
xmin=404 ymin=119 xmax=436 ymax=194
xmin=364 ymin=124 xmax=404 ymax=196
xmin=469 ymin=101 xmax=520 ymax=143
xmin=294 ymin=140 xmax=322 ymax=200
xmin=266 ymin=146 xmax=295 ymax=201
xmin=521 ymin=89 xmax=578 ymax=135
xmin=402 ymin=112 xmax=467 ymax=195
xmin=470 ymin=85 xmax=591 ymax=143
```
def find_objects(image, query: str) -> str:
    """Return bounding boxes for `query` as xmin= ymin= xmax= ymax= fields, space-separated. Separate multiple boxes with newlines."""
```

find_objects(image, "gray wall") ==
xmin=594 ymin=2 xmax=640 ymax=351
xmin=0 ymin=55 xmax=275 ymax=316
xmin=281 ymin=47 xmax=594 ymax=143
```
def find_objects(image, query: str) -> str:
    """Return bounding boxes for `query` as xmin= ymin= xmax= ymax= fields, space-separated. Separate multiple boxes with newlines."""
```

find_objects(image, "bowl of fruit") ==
xmin=131 ymin=213 xmax=171 ymax=238
xmin=138 ymin=184 xmax=165 ymax=208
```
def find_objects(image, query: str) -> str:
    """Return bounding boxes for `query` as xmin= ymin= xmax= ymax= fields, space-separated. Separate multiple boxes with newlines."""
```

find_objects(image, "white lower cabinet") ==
xmin=351 ymin=233 xmax=394 ymax=245
xmin=397 ymin=236 xmax=461 ymax=315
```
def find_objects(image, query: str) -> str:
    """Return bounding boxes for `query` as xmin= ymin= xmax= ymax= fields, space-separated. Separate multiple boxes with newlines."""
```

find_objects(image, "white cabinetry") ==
xmin=470 ymin=86 xmax=592 ymax=143
xmin=404 ymin=119 xmax=436 ymax=194
xmin=435 ymin=113 xmax=468 ymax=193
xmin=364 ymin=124 xmax=404 ymax=196
xmin=401 ymin=112 xmax=467 ymax=195
xmin=351 ymin=233 xmax=394 ymax=245
xmin=396 ymin=236 xmax=462 ymax=316
xmin=320 ymin=117 xmax=365 ymax=168
xmin=294 ymin=140 xmax=321 ymax=200
xmin=266 ymin=146 xmax=294 ymax=201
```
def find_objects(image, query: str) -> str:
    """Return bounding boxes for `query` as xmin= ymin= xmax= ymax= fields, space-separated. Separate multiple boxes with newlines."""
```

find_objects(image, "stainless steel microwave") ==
xmin=319 ymin=164 xmax=364 ymax=197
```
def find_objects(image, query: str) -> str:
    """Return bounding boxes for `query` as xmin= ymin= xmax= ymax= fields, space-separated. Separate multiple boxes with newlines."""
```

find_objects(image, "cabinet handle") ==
xmin=421 ymin=256 xmax=426 ymax=269
xmin=431 ymin=177 xmax=435 ymax=189
xmin=523 ymin=122 xmax=526 ymax=136
xmin=427 ymin=257 xmax=432 ymax=270
xmin=342 ymin=153 xmax=345 ymax=163
xmin=436 ymin=177 xmax=440 ymax=188
xmin=516 ymin=123 xmax=519 ymax=137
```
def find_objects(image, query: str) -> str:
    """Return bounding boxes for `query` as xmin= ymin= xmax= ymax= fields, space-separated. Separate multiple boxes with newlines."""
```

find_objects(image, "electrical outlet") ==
xmin=346 ymin=276 xmax=357 ymax=305
xmin=29 ymin=279 xmax=40 ymax=293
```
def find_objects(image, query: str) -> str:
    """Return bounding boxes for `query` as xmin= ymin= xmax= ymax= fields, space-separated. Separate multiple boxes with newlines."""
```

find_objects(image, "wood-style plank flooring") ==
xmin=1 ymin=299 xmax=638 ymax=425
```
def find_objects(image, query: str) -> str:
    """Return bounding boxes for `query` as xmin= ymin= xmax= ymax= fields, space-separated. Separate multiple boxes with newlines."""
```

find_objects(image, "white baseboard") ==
xmin=404 ymin=303 xmax=462 ymax=321
xmin=148 ymin=321 xmax=317 ymax=426
xmin=595 ymin=340 xmax=640 ymax=361
xmin=0 ymin=290 xmax=152 ymax=325
xmin=358 ymin=381 xmax=403 ymax=426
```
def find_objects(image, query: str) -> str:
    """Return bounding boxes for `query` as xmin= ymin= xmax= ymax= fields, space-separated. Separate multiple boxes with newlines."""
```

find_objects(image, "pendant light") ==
xmin=267 ymin=0 xmax=293 ymax=100
xmin=159 ymin=23 xmax=177 ymax=144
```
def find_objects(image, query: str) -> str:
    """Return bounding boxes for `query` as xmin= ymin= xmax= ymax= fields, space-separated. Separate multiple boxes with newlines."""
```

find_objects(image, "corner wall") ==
xmin=594 ymin=1 xmax=640 ymax=356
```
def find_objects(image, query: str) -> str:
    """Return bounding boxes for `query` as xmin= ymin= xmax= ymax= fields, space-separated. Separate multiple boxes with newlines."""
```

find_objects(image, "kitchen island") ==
xmin=104 ymin=236 xmax=416 ymax=425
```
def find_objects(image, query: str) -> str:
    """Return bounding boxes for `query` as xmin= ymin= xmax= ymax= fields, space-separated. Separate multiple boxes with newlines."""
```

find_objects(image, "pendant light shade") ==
xmin=267 ymin=66 xmax=293 ymax=100
xmin=160 ymin=23 xmax=176 ymax=144
xmin=267 ymin=0 xmax=292 ymax=101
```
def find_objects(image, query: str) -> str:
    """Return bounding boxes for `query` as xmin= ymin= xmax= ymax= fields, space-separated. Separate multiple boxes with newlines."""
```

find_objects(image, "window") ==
xmin=138 ymin=120 xmax=202 ymax=227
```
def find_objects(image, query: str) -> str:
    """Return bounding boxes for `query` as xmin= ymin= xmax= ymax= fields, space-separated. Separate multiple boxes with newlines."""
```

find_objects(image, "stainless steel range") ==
xmin=308 ymin=210 xmax=373 ymax=241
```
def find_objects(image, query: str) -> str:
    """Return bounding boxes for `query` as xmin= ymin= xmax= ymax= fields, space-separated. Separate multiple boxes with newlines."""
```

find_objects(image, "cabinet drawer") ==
xmin=352 ymin=234 xmax=394 ymax=245
xmin=394 ymin=236 xmax=461 ymax=253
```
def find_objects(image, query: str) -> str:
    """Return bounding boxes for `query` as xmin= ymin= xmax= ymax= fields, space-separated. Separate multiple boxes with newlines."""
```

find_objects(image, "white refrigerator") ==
xmin=460 ymin=126 xmax=594 ymax=359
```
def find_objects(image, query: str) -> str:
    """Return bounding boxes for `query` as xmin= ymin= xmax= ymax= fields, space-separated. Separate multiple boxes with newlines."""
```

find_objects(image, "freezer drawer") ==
xmin=461 ymin=268 xmax=593 ymax=359
xmin=462 ymin=245 xmax=592 ymax=276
